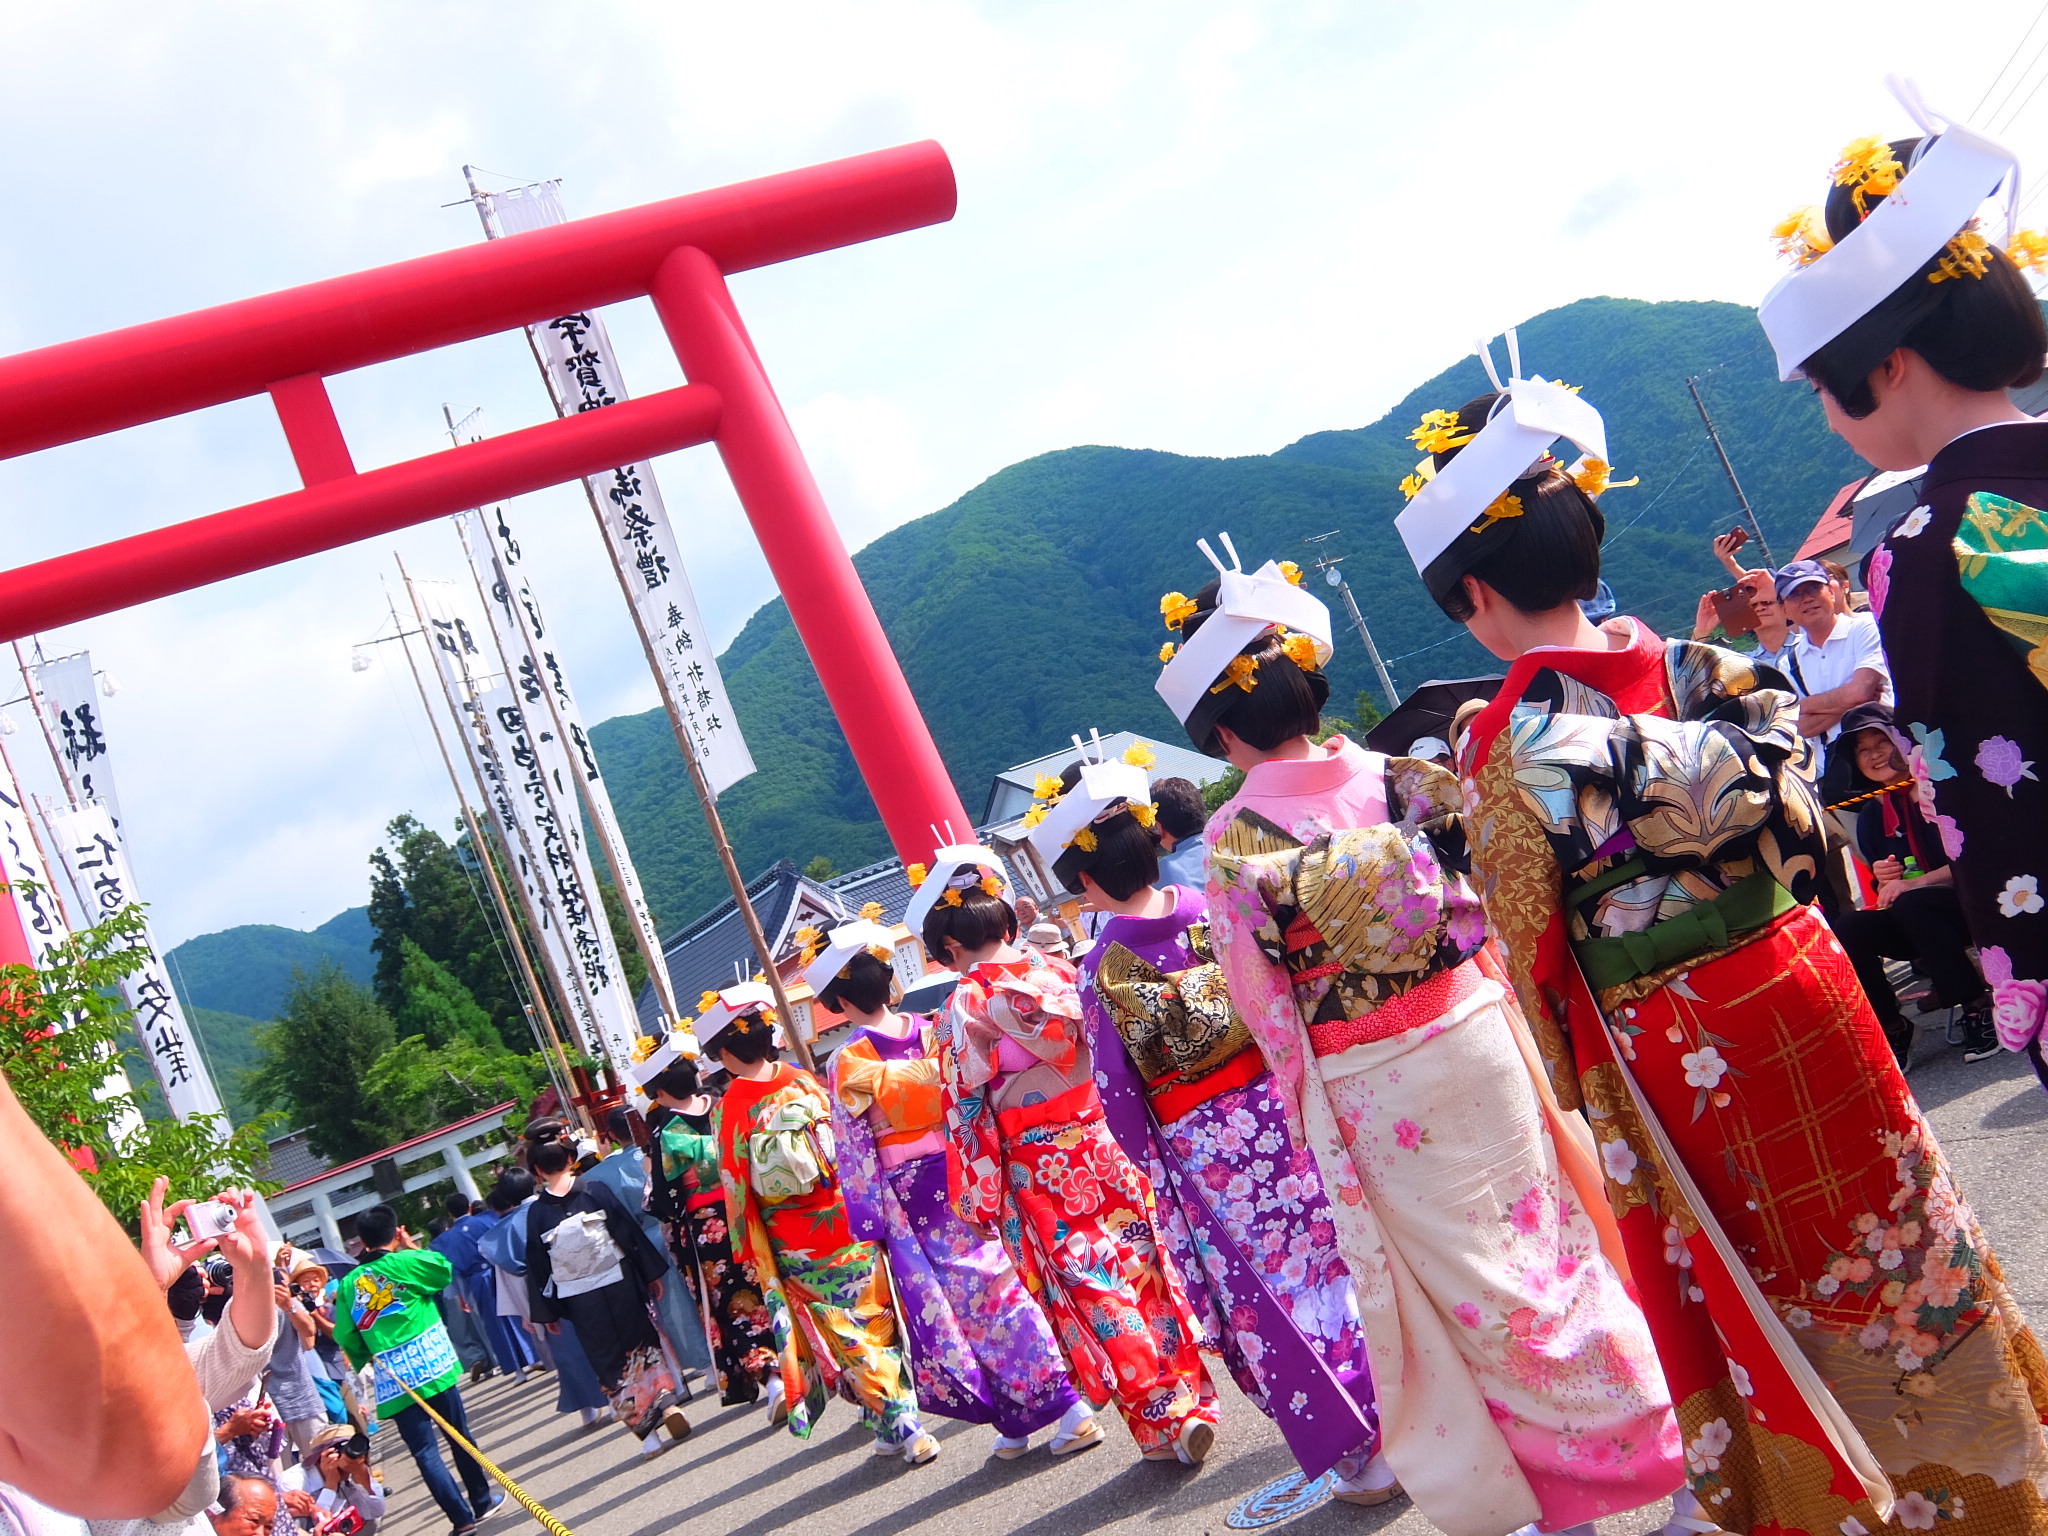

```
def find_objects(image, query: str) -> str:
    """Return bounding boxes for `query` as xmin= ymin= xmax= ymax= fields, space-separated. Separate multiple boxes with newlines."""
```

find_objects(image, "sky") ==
xmin=1 ymin=0 xmax=2044 ymax=947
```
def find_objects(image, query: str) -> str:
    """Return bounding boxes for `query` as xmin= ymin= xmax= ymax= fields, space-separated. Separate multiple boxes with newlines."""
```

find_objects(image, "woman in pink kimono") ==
xmin=1151 ymin=537 xmax=1684 ymax=1536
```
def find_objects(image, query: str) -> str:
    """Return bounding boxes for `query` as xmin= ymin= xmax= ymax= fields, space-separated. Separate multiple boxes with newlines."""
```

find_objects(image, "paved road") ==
xmin=374 ymin=1008 xmax=2046 ymax=1536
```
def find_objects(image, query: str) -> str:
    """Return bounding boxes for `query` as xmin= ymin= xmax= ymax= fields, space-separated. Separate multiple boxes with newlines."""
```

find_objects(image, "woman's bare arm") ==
xmin=0 ymin=1076 xmax=206 ymax=1516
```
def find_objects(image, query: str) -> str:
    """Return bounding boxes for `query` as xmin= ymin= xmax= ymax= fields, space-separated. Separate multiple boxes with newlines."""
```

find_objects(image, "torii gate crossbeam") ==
xmin=0 ymin=141 xmax=974 ymax=972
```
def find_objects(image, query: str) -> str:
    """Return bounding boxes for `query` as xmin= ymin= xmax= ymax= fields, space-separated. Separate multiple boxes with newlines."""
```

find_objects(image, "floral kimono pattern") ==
xmin=658 ymin=1110 xmax=778 ymax=1405
xmin=714 ymin=1063 xmax=921 ymax=1446
xmin=940 ymin=949 xmax=1218 ymax=1456
xmin=1080 ymin=885 xmax=1378 ymax=1479
xmin=1867 ymin=423 xmax=2048 ymax=1088
xmin=1207 ymin=737 xmax=1682 ymax=1536
xmin=831 ymin=1021 xmax=1079 ymax=1437
xmin=1460 ymin=620 xmax=2048 ymax=1536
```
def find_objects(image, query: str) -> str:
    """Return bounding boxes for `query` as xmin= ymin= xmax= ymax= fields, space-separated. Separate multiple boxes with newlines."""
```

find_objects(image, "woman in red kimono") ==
xmin=914 ymin=844 xmax=1220 ymax=1466
xmin=1395 ymin=339 xmax=2048 ymax=1536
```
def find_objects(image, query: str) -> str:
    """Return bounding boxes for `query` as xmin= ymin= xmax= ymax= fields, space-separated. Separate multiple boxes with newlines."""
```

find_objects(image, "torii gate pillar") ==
xmin=0 ymin=143 xmax=974 ymax=872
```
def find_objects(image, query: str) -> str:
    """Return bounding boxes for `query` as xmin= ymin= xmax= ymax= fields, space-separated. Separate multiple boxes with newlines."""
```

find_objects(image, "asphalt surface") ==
xmin=373 ymin=1004 xmax=2046 ymax=1536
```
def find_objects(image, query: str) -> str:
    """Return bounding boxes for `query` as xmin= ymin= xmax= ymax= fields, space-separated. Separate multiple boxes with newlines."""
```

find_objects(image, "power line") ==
xmin=1986 ymin=30 xmax=2048 ymax=131
xmin=1974 ymin=0 xmax=2048 ymax=118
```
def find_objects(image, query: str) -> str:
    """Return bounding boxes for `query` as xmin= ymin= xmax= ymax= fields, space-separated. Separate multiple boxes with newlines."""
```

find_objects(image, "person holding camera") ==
xmin=208 ymin=1396 xmax=291 ymax=1536
xmin=331 ymin=1207 xmax=498 ymax=1536
xmin=263 ymin=1249 xmax=328 ymax=1464
xmin=277 ymin=1424 xmax=384 ymax=1533
xmin=82 ymin=1184 xmax=283 ymax=1536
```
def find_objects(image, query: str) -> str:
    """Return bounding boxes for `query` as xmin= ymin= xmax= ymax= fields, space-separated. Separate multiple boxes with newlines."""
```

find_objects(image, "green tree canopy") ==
xmin=393 ymin=938 xmax=498 ymax=1049
xmin=359 ymin=1036 xmax=548 ymax=1147
xmin=0 ymin=900 xmax=277 ymax=1224
xmin=248 ymin=962 xmax=396 ymax=1161
xmin=369 ymin=814 xmax=527 ymax=1050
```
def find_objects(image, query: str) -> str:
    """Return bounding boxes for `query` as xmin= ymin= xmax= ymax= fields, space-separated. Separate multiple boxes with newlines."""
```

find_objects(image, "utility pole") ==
xmin=1686 ymin=376 xmax=1774 ymax=565
xmin=1303 ymin=533 xmax=1399 ymax=714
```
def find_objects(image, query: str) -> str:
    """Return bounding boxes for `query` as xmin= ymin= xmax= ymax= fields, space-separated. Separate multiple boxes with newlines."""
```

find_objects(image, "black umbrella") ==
xmin=1363 ymin=676 xmax=1506 ymax=758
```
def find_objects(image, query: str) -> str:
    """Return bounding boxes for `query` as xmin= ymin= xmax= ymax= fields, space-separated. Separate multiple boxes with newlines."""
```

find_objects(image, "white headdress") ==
xmin=797 ymin=918 xmax=900 ymax=999
xmin=1759 ymin=77 xmax=2023 ymax=381
xmin=1393 ymin=330 xmax=1610 ymax=578
xmin=627 ymin=1025 xmax=701 ymax=1088
xmin=901 ymin=841 xmax=1014 ymax=937
xmin=691 ymin=981 xmax=781 ymax=1052
xmin=1021 ymin=731 xmax=1155 ymax=864
xmin=1153 ymin=535 xmax=1334 ymax=726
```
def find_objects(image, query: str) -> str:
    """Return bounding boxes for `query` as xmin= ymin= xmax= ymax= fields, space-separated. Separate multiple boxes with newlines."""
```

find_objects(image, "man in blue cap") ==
xmin=1776 ymin=558 xmax=1891 ymax=760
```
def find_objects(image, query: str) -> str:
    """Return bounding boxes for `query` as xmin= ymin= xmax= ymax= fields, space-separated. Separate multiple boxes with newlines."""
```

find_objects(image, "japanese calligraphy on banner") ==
xmin=44 ymin=801 xmax=221 ymax=1121
xmin=482 ymin=181 xmax=754 ymax=796
xmin=28 ymin=652 xmax=121 ymax=826
xmin=413 ymin=579 xmax=642 ymax=1075
xmin=459 ymin=506 xmax=679 ymax=1022
xmin=0 ymin=776 xmax=67 ymax=968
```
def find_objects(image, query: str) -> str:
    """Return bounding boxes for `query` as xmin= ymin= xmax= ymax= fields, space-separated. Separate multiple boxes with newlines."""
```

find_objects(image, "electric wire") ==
xmin=1974 ymin=0 xmax=2048 ymax=120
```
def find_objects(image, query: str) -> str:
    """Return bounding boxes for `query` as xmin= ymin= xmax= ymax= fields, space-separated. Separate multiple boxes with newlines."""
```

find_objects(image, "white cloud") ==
xmin=0 ymin=0 xmax=2038 ymax=946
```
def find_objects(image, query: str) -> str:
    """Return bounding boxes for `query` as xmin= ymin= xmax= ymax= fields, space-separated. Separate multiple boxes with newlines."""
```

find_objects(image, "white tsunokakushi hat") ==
xmin=692 ymin=981 xmax=781 ymax=1053
xmin=1153 ymin=534 xmax=1334 ymax=730
xmin=901 ymin=844 xmax=1015 ymax=938
xmin=1758 ymin=76 xmax=2024 ymax=382
xmin=1022 ymin=731 xmax=1156 ymax=865
xmin=628 ymin=1026 xmax=701 ymax=1089
xmin=797 ymin=918 xmax=900 ymax=999
xmin=1393 ymin=329 xmax=1612 ymax=579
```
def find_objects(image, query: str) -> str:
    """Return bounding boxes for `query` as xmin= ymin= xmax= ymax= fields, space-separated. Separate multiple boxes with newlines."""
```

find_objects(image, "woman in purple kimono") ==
xmin=1024 ymin=741 xmax=1392 ymax=1504
xmin=810 ymin=918 xmax=1099 ymax=1459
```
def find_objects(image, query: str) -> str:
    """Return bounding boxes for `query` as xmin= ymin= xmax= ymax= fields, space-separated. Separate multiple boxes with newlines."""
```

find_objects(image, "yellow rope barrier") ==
xmin=398 ymin=1383 xmax=575 ymax=1536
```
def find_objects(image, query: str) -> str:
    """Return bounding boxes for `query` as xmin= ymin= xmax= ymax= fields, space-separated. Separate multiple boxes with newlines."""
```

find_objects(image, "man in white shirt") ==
xmin=1777 ymin=560 xmax=1893 ymax=753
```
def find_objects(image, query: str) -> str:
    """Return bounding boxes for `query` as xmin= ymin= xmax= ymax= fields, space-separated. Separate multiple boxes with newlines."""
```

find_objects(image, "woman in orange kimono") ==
xmin=703 ymin=983 xmax=938 ymax=1466
xmin=1394 ymin=340 xmax=2048 ymax=1536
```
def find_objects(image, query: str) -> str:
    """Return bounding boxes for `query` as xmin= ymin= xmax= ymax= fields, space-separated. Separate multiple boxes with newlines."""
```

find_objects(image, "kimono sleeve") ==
xmin=1206 ymin=818 xmax=1314 ymax=1148
xmin=523 ymin=1204 xmax=559 ymax=1325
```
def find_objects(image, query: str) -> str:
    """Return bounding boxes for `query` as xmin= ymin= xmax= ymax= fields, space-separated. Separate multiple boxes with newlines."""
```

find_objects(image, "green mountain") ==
xmin=165 ymin=906 xmax=375 ymax=1021
xmin=591 ymin=296 xmax=1866 ymax=934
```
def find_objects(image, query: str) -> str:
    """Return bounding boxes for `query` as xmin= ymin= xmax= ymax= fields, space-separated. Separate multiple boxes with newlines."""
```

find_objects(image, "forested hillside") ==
xmin=592 ymin=296 xmax=1864 ymax=931
xmin=165 ymin=906 xmax=374 ymax=1020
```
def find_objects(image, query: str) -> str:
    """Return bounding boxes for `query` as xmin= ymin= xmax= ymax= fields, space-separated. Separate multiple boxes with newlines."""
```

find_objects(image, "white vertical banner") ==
xmin=0 ymin=774 xmax=69 ymax=969
xmin=44 ymin=801 xmax=222 ymax=1122
xmin=481 ymin=182 xmax=754 ymax=795
xmin=413 ymin=579 xmax=642 ymax=1077
xmin=28 ymin=652 xmax=121 ymax=826
xmin=447 ymin=668 xmax=600 ymax=1056
xmin=459 ymin=504 xmax=679 ymax=1022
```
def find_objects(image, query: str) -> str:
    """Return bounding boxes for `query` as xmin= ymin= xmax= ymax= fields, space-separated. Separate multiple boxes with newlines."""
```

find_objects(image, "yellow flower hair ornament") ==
xmin=1569 ymin=458 xmax=1639 ymax=499
xmin=866 ymin=944 xmax=895 ymax=965
xmin=698 ymin=989 xmax=723 ymax=1014
xmin=941 ymin=887 xmax=964 ymax=907
xmin=1468 ymin=491 xmax=1526 ymax=537
xmin=859 ymin=901 xmax=884 ymax=921
xmin=1032 ymin=774 xmax=1065 ymax=801
xmin=1122 ymin=743 xmax=1155 ymax=768
xmin=1929 ymin=226 xmax=1994 ymax=285
xmin=905 ymin=862 xmax=928 ymax=889
xmin=1020 ymin=805 xmax=1048 ymax=829
xmin=2010 ymin=228 xmax=2048 ymax=274
xmin=1279 ymin=630 xmax=1321 ymax=673
xmin=979 ymin=873 xmax=1004 ymax=898
xmin=1772 ymin=207 xmax=1834 ymax=267
xmin=792 ymin=925 xmax=825 ymax=965
xmin=1833 ymin=135 xmax=1904 ymax=219
xmin=631 ymin=1033 xmax=661 ymax=1063
xmin=1070 ymin=827 xmax=1098 ymax=853
xmin=1160 ymin=591 xmax=1199 ymax=632
xmin=1158 ymin=641 xmax=1177 ymax=663
xmin=1277 ymin=560 xmax=1304 ymax=586
xmin=1208 ymin=654 xmax=1259 ymax=695
xmin=1399 ymin=466 xmax=1431 ymax=500
xmin=1129 ymin=801 xmax=1157 ymax=829
xmin=1410 ymin=408 xmax=1474 ymax=456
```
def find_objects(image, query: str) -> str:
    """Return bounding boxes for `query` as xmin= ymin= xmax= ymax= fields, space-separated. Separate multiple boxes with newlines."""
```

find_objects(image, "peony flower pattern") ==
xmin=1894 ymin=505 xmax=1933 ymax=539
xmin=1975 ymin=735 xmax=2038 ymax=797
xmin=1866 ymin=543 xmax=1893 ymax=618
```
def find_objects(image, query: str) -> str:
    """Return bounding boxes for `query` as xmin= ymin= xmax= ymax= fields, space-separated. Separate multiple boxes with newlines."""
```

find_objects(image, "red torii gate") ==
xmin=0 ymin=142 xmax=975 ymax=967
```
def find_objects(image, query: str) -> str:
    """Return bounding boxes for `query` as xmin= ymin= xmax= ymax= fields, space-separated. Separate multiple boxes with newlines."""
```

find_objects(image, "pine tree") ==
xmin=248 ymin=962 xmax=396 ymax=1161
